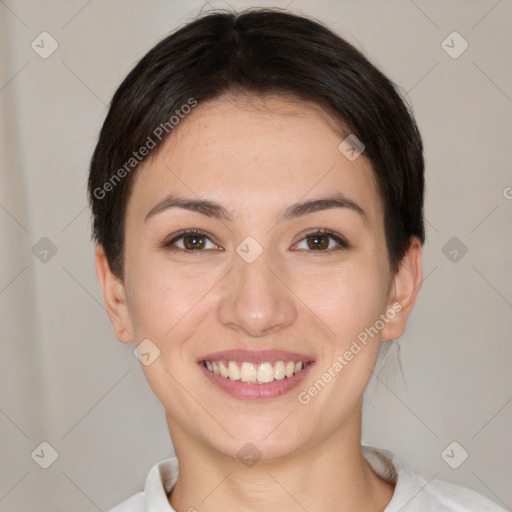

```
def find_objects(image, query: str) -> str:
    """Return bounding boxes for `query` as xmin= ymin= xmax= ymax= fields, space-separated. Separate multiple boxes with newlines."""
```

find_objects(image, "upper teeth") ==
xmin=204 ymin=360 xmax=306 ymax=384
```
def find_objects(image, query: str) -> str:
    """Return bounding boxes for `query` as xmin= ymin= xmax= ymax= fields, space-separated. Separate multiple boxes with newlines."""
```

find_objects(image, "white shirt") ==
xmin=109 ymin=445 xmax=507 ymax=511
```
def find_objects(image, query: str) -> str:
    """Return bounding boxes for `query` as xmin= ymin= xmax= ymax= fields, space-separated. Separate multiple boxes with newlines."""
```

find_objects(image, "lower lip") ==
xmin=199 ymin=362 xmax=315 ymax=401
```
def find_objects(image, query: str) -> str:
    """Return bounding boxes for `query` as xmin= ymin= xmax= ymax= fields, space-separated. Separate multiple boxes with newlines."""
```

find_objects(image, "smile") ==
xmin=202 ymin=360 xmax=312 ymax=384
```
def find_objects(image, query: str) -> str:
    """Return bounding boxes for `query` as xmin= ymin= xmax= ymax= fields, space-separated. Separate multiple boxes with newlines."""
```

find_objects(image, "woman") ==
xmin=88 ymin=8 xmax=506 ymax=511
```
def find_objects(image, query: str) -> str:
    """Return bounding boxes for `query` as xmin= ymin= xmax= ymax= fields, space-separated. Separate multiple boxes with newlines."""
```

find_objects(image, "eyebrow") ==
xmin=144 ymin=193 xmax=368 ymax=225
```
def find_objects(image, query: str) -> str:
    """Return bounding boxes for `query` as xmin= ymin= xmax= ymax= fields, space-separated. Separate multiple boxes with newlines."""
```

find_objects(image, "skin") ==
xmin=96 ymin=93 xmax=422 ymax=512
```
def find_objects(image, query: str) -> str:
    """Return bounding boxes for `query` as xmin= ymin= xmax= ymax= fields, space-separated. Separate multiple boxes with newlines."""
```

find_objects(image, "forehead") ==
xmin=126 ymin=93 xmax=381 ymax=225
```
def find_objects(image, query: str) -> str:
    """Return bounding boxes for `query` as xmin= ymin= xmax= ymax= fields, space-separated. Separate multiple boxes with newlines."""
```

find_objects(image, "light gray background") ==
xmin=1 ymin=0 xmax=511 ymax=510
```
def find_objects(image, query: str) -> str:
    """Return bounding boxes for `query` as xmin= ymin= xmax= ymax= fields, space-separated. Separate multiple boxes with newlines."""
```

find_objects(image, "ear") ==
xmin=95 ymin=244 xmax=134 ymax=344
xmin=381 ymin=237 xmax=423 ymax=341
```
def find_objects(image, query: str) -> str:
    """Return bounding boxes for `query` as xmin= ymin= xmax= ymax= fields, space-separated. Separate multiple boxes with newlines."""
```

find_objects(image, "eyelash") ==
xmin=162 ymin=228 xmax=350 ymax=254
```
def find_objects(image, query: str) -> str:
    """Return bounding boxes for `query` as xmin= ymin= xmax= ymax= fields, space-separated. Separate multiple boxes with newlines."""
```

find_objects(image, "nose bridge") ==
xmin=217 ymin=243 xmax=297 ymax=336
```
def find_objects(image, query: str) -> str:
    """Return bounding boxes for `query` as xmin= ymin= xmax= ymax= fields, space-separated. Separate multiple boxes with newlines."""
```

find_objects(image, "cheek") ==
xmin=125 ymin=256 xmax=197 ymax=342
xmin=296 ymin=260 xmax=390 ymax=343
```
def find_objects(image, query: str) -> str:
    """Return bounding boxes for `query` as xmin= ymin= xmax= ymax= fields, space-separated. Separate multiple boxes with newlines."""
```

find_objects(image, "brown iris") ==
xmin=183 ymin=234 xmax=206 ymax=250
xmin=306 ymin=234 xmax=329 ymax=250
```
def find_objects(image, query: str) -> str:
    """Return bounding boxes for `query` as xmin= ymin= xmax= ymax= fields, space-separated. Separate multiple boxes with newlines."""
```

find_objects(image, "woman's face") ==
xmin=98 ymin=94 xmax=419 ymax=462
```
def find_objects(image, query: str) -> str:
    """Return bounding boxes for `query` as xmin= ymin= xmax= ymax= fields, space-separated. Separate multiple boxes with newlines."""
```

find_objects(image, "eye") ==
xmin=163 ymin=230 xmax=219 ymax=252
xmin=162 ymin=228 xmax=349 ymax=254
xmin=293 ymin=229 xmax=349 ymax=252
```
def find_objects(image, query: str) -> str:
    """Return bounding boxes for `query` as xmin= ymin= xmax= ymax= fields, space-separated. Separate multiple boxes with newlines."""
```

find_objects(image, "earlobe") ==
xmin=381 ymin=237 xmax=423 ymax=341
xmin=94 ymin=245 xmax=134 ymax=344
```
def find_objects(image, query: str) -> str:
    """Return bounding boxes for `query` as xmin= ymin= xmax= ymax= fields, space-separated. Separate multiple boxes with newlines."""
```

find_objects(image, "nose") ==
xmin=217 ymin=249 xmax=298 ymax=337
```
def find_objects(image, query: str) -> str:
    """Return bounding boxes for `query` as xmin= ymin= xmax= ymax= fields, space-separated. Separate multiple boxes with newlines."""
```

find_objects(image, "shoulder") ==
xmin=418 ymin=473 xmax=507 ymax=511
xmin=108 ymin=491 xmax=145 ymax=512
xmin=362 ymin=445 xmax=506 ymax=512
xmin=391 ymin=465 xmax=507 ymax=511
xmin=107 ymin=457 xmax=179 ymax=512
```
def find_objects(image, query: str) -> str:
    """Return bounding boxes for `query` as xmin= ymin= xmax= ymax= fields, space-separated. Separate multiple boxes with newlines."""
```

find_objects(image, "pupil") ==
xmin=184 ymin=235 xmax=204 ymax=250
xmin=308 ymin=234 xmax=328 ymax=250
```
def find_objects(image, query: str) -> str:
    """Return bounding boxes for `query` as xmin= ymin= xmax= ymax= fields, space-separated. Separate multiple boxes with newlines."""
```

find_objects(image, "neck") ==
xmin=166 ymin=402 xmax=394 ymax=512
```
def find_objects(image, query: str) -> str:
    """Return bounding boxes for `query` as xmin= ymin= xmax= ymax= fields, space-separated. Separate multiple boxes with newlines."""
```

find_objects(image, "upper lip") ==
xmin=198 ymin=349 xmax=315 ymax=365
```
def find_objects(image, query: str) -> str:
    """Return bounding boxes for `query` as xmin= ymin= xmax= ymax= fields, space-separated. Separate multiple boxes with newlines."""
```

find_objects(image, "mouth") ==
xmin=197 ymin=349 xmax=315 ymax=400
xmin=200 ymin=359 xmax=313 ymax=384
